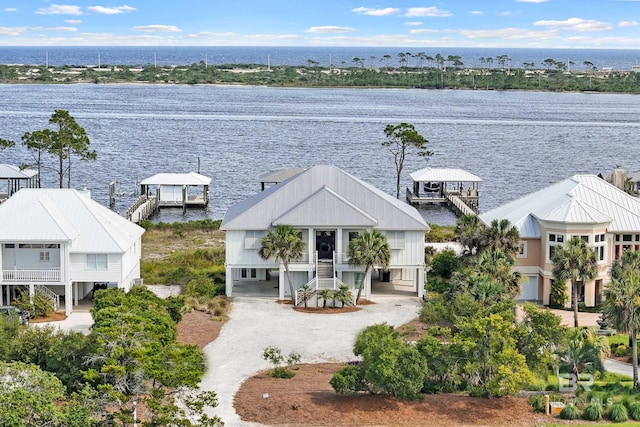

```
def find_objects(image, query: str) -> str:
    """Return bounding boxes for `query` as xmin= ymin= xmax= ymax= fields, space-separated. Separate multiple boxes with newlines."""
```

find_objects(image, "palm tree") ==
xmin=318 ymin=288 xmax=333 ymax=309
xmin=474 ymin=247 xmax=522 ymax=297
xmin=455 ymin=214 xmax=486 ymax=255
xmin=552 ymin=237 xmax=598 ymax=327
xmin=559 ymin=327 xmax=610 ymax=379
xmin=258 ymin=224 xmax=305 ymax=303
xmin=297 ymin=283 xmax=314 ymax=308
xmin=347 ymin=229 xmax=391 ymax=303
xmin=486 ymin=219 xmax=520 ymax=257
xmin=604 ymin=250 xmax=640 ymax=388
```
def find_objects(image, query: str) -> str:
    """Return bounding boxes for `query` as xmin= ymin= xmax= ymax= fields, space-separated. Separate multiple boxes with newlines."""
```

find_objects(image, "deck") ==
xmin=406 ymin=187 xmax=479 ymax=216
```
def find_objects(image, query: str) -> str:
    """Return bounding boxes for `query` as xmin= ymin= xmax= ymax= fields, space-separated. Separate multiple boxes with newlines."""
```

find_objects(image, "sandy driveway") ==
xmin=199 ymin=295 xmax=421 ymax=426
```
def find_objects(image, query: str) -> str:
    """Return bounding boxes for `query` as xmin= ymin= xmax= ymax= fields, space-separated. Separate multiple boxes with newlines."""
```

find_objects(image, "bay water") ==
xmin=1 ymin=83 xmax=639 ymax=225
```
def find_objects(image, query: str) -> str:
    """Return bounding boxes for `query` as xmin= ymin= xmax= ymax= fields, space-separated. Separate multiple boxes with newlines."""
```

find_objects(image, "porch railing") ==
xmin=2 ymin=268 xmax=61 ymax=282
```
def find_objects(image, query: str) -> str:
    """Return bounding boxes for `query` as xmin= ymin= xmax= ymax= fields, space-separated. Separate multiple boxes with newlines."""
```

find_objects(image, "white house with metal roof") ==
xmin=221 ymin=165 xmax=430 ymax=300
xmin=0 ymin=188 xmax=145 ymax=315
xmin=480 ymin=174 xmax=640 ymax=307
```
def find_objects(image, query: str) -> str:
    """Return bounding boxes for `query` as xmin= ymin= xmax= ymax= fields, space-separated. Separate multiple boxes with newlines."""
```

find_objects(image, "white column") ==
xmin=417 ymin=268 xmax=426 ymax=299
xmin=307 ymin=228 xmax=314 ymax=263
xmin=336 ymin=228 xmax=343 ymax=264
xmin=29 ymin=283 xmax=35 ymax=304
xmin=74 ymin=282 xmax=79 ymax=306
xmin=0 ymin=286 xmax=3 ymax=306
xmin=365 ymin=271 xmax=372 ymax=300
xmin=279 ymin=265 xmax=286 ymax=300
xmin=65 ymin=280 xmax=72 ymax=315
xmin=225 ymin=268 xmax=233 ymax=297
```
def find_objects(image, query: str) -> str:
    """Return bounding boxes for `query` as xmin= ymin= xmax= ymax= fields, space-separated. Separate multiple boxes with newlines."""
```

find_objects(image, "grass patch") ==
xmin=425 ymin=224 xmax=456 ymax=242
xmin=141 ymin=247 xmax=225 ymax=285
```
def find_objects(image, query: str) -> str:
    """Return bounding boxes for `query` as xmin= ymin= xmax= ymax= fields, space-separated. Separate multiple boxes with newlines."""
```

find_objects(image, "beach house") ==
xmin=0 ymin=188 xmax=145 ymax=315
xmin=220 ymin=165 xmax=429 ymax=300
xmin=480 ymin=174 xmax=640 ymax=307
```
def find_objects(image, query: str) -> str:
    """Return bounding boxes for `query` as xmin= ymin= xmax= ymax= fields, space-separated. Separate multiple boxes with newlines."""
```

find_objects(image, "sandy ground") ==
xmin=199 ymin=295 xmax=422 ymax=426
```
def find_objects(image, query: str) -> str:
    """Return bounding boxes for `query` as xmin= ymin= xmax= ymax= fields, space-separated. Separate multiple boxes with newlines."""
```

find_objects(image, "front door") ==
xmin=316 ymin=230 xmax=335 ymax=260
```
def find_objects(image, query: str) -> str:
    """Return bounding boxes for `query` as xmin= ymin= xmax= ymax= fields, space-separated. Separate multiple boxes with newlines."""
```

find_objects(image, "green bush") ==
xmin=559 ymin=405 xmax=579 ymax=420
xmin=184 ymin=278 xmax=223 ymax=299
xmin=429 ymin=249 xmax=461 ymax=279
xmin=614 ymin=345 xmax=629 ymax=357
xmin=628 ymin=401 xmax=640 ymax=420
xmin=330 ymin=365 xmax=367 ymax=395
xmin=528 ymin=395 xmax=546 ymax=413
xmin=14 ymin=291 xmax=54 ymax=319
xmin=608 ymin=402 xmax=629 ymax=422
xmin=583 ymin=403 xmax=604 ymax=421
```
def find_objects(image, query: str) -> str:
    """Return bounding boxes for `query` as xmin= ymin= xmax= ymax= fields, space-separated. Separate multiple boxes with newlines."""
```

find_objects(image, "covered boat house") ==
xmin=140 ymin=172 xmax=211 ymax=208
xmin=406 ymin=167 xmax=482 ymax=215
xmin=0 ymin=164 xmax=39 ymax=203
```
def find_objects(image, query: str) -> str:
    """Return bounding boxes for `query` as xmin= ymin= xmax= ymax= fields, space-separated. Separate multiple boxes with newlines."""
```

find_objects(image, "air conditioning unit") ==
xmin=132 ymin=278 xmax=144 ymax=287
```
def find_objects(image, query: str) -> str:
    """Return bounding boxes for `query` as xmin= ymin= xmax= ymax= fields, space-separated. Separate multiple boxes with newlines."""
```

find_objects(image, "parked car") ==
xmin=0 ymin=305 xmax=30 ymax=325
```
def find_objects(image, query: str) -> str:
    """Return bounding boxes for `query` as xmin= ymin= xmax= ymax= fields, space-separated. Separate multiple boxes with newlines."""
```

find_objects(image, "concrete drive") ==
xmin=200 ymin=295 xmax=421 ymax=426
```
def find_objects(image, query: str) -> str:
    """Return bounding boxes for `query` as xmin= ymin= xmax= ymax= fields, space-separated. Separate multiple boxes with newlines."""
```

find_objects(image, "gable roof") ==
xmin=221 ymin=165 xmax=428 ymax=231
xmin=140 ymin=172 xmax=211 ymax=186
xmin=0 ymin=189 xmax=144 ymax=253
xmin=480 ymin=174 xmax=640 ymax=238
xmin=0 ymin=164 xmax=37 ymax=180
xmin=410 ymin=168 xmax=482 ymax=183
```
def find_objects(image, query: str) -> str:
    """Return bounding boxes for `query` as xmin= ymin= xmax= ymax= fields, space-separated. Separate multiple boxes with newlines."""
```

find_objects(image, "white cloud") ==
xmin=410 ymin=28 xmax=441 ymax=34
xmin=619 ymin=20 xmax=639 ymax=27
xmin=305 ymin=26 xmax=355 ymax=33
xmin=87 ymin=5 xmax=135 ymax=15
xmin=516 ymin=0 xmax=548 ymax=3
xmin=460 ymin=27 xmax=558 ymax=40
xmin=404 ymin=21 xmax=423 ymax=26
xmin=47 ymin=26 xmax=77 ymax=32
xmin=470 ymin=11 xmax=483 ymax=15
xmin=36 ymin=4 xmax=82 ymax=15
xmin=246 ymin=34 xmax=302 ymax=40
xmin=184 ymin=31 xmax=237 ymax=39
xmin=405 ymin=7 xmax=452 ymax=18
xmin=64 ymin=19 xmax=82 ymax=24
xmin=132 ymin=25 xmax=181 ymax=33
xmin=500 ymin=11 xmax=512 ymax=16
xmin=351 ymin=7 xmax=400 ymax=16
xmin=0 ymin=26 xmax=27 ymax=36
xmin=534 ymin=17 xmax=612 ymax=32
xmin=4 ymin=8 xmax=17 ymax=12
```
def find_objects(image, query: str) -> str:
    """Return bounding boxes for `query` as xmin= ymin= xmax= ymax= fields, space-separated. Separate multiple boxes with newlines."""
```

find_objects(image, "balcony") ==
xmin=2 ymin=268 xmax=61 ymax=282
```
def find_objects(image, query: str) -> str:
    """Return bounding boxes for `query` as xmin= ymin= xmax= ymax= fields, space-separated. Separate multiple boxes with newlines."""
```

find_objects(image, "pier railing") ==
xmin=126 ymin=193 xmax=159 ymax=223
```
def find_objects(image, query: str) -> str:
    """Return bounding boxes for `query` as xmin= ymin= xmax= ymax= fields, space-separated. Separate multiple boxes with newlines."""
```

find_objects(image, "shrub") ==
xmin=608 ymin=402 xmax=629 ymax=422
xmin=528 ymin=395 xmax=546 ymax=413
xmin=559 ymin=405 xmax=580 ymax=420
xmin=330 ymin=365 xmax=367 ymax=395
xmin=614 ymin=345 xmax=628 ymax=357
xmin=628 ymin=401 xmax=640 ymax=420
xmin=262 ymin=346 xmax=301 ymax=379
xmin=583 ymin=403 xmax=604 ymax=421
xmin=14 ymin=291 xmax=54 ymax=319
xmin=429 ymin=249 xmax=461 ymax=279
xmin=185 ymin=278 xmax=222 ymax=299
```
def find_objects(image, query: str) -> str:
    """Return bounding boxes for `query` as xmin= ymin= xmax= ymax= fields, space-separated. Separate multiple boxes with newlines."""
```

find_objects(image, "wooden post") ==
xmin=545 ymin=394 xmax=550 ymax=415
xmin=182 ymin=186 xmax=187 ymax=215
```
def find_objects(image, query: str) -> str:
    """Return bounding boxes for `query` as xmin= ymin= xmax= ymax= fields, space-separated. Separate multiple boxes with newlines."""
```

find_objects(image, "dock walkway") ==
xmin=126 ymin=195 xmax=158 ymax=224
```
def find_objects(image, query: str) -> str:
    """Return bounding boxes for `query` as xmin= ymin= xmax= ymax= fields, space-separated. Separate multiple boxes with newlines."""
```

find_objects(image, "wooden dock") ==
xmin=126 ymin=194 xmax=159 ymax=224
xmin=406 ymin=187 xmax=479 ymax=216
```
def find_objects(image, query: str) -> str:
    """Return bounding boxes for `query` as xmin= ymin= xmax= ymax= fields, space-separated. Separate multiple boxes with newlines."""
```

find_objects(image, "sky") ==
xmin=1 ymin=1 xmax=640 ymax=48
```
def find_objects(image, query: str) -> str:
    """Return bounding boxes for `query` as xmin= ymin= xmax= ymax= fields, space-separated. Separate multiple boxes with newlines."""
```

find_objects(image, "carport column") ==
xmin=28 ymin=283 xmax=34 ymax=303
xmin=65 ymin=280 xmax=72 ymax=316
xmin=74 ymin=282 xmax=79 ymax=306
xmin=364 ymin=270 xmax=371 ymax=300
xmin=417 ymin=268 xmax=425 ymax=299
xmin=225 ymin=267 xmax=233 ymax=297
xmin=279 ymin=265 xmax=286 ymax=300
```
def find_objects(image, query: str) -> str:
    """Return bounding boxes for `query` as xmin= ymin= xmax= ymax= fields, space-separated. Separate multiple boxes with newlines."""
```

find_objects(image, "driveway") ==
xmin=199 ymin=295 xmax=421 ymax=426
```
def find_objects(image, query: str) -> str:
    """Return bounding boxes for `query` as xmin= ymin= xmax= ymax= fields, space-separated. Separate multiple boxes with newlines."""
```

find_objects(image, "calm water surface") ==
xmin=1 ymin=84 xmax=639 ymax=225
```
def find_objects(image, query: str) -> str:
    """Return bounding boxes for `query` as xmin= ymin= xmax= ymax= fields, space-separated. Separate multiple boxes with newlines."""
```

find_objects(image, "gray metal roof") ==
xmin=0 ymin=164 xmax=37 ymax=179
xmin=260 ymin=167 xmax=304 ymax=184
xmin=140 ymin=172 xmax=211 ymax=186
xmin=410 ymin=167 xmax=482 ymax=183
xmin=221 ymin=165 xmax=429 ymax=231
xmin=0 ymin=189 xmax=144 ymax=253
xmin=480 ymin=174 xmax=640 ymax=237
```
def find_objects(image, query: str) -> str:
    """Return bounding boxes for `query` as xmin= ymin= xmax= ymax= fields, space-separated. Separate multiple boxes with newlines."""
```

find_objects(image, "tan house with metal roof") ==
xmin=0 ymin=188 xmax=145 ymax=315
xmin=221 ymin=165 xmax=430 ymax=300
xmin=480 ymin=174 xmax=640 ymax=307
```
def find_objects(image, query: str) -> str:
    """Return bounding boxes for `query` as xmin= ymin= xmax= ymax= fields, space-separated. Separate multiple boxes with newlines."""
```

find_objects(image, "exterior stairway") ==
xmin=316 ymin=259 xmax=334 ymax=289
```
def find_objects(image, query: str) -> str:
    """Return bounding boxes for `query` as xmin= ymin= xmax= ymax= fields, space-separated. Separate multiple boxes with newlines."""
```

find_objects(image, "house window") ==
xmin=39 ymin=251 xmax=50 ymax=262
xmin=549 ymin=233 xmax=564 ymax=243
xmin=244 ymin=231 xmax=265 ymax=250
xmin=595 ymin=234 xmax=605 ymax=243
xmin=3 ymin=244 xmax=14 ymax=248
xmin=385 ymin=231 xmax=405 ymax=250
xmin=623 ymin=234 xmax=633 ymax=242
xmin=598 ymin=246 xmax=605 ymax=262
xmin=241 ymin=268 xmax=257 ymax=279
xmin=549 ymin=245 xmax=557 ymax=260
xmin=86 ymin=254 xmax=108 ymax=270
xmin=517 ymin=242 xmax=527 ymax=258
xmin=348 ymin=231 xmax=360 ymax=242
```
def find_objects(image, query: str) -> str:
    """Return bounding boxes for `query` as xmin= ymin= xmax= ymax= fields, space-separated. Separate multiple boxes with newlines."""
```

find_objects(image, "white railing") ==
xmin=35 ymin=285 xmax=60 ymax=312
xmin=2 ymin=268 xmax=61 ymax=282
